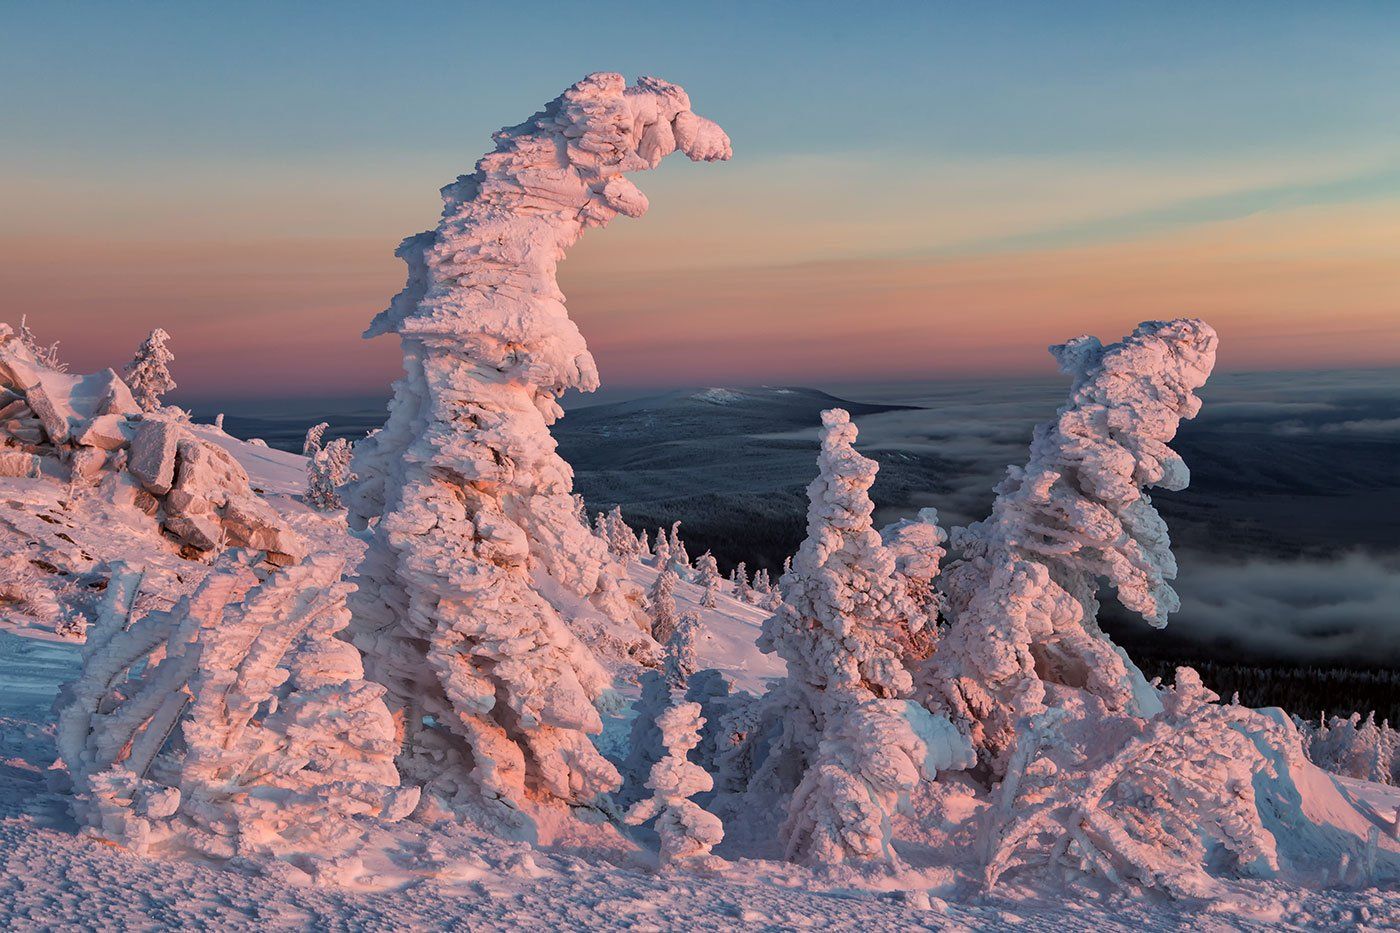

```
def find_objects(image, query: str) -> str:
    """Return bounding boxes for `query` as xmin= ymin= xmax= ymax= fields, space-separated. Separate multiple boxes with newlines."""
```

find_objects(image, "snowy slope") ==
xmin=2 ymin=429 xmax=1397 ymax=930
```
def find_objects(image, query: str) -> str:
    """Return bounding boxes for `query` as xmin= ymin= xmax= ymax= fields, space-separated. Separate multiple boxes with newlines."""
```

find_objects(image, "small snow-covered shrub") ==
xmin=54 ymin=555 xmax=415 ymax=877
xmin=625 ymin=701 xmax=724 ymax=869
xmin=983 ymin=668 xmax=1285 ymax=899
xmin=123 ymin=328 xmax=176 ymax=412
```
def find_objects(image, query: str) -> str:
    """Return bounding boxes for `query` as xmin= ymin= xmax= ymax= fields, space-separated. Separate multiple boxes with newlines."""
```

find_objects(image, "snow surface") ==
xmin=1 ymin=427 xmax=1396 ymax=929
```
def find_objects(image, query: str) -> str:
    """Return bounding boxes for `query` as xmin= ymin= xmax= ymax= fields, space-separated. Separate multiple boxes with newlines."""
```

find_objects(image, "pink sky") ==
xmin=6 ymin=183 xmax=1398 ymax=400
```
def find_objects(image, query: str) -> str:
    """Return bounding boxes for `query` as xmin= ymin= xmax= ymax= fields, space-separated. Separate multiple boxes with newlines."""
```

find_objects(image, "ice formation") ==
xmin=927 ymin=319 xmax=1218 ymax=771
xmin=750 ymin=410 xmax=972 ymax=868
xmin=344 ymin=74 xmax=730 ymax=830
xmin=53 ymin=555 xmax=415 ymax=877
xmin=123 ymin=328 xmax=176 ymax=412
xmin=0 ymin=324 xmax=301 ymax=563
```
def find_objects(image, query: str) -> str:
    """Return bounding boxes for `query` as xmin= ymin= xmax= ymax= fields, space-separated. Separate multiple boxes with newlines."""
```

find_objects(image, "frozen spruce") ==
xmin=648 ymin=567 xmax=681 ymax=644
xmin=624 ymin=701 xmax=725 ymax=870
xmin=879 ymin=507 xmax=949 ymax=661
xmin=123 ymin=328 xmax=176 ymax=412
xmin=752 ymin=409 xmax=972 ymax=869
xmin=344 ymin=73 xmax=730 ymax=832
xmin=53 ymin=555 xmax=416 ymax=880
xmin=620 ymin=612 xmax=703 ymax=807
xmin=927 ymin=319 xmax=1218 ymax=772
xmin=303 ymin=421 xmax=329 ymax=457
xmin=307 ymin=437 xmax=352 ymax=511
xmin=695 ymin=551 xmax=722 ymax=608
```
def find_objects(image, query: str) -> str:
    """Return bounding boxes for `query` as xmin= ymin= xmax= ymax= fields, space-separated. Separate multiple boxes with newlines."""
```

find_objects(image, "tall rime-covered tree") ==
xmin=752 ymin=409 xmax=971 ymax=869
xmin=926 ymin=319 xmax=1218 ymax=772
xmin=344 ymin=74 xmax=730 ymax=831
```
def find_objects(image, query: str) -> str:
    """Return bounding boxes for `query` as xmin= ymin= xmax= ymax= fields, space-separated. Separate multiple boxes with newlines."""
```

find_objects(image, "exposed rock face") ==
xmin=128 ymin=420 xmax=181 ymax=495
xmin=0 ymin=323 xmax=303 ymax=564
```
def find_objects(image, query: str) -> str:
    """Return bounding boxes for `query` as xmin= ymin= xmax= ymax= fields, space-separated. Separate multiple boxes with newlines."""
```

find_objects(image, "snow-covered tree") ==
xmin=123 ymin=328 xmax=176 ymax=412
xmin=637 ymin=527 xmax=652 ymax=559
xmin=750 ymin=409 xmax=973 ymax=869
xmin=307 ymin=437 xmax=353 ymax=511
xmin=54 ymin=556 xmax=415 ymax=878
xmin=695 ymin=551 xmax=722 ymax=608
xmin=652 ymin=531 xmax=672 ymax=570
xmin=625 ymin=702 xmax=725 ymax=870
xmin=1302 ymin=712 xmax=1398 ymax=785
xmin=620 ymin=612 xmax=704 ymax=806
xmin=343 ymin=74 xmax=729 ymax=830
xmin=926 ymin=319 xmax=1218 ymax=772
xmin=666 ymin=521 xmax=691 ymax=573
xmin=983 ymin=668 xmax=1285 ymax=900
xmin=731 ymin=562 xmax=750 ymax=603
xmin=649 ymin=568 xmax=681 ymax=644
xmin=303 ymin=421 xmax=329 ymax=457
xmin=606 ymin=506 xmax=639 ymax=560
xmin=18 ymin=315 xmax=65 ymax=372
xmin=879 ymin=507 xmax=948 ymax=662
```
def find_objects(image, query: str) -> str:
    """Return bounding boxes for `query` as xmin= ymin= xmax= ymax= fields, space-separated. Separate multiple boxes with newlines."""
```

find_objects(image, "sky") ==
xmin=2 ymin=1 xmax=1398 ymax=400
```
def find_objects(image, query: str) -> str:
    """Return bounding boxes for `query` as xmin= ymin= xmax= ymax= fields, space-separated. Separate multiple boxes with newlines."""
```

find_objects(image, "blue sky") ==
xmin=3 ymin=2 xmax=1398 ymax=396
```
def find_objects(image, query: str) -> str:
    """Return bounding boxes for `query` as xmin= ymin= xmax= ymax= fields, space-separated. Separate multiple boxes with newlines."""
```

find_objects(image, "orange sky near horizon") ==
xmin=4 ymin=187 xmax=1397 ymax=400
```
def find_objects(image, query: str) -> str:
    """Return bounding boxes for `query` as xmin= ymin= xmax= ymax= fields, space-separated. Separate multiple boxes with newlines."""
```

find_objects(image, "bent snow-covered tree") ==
xmin=53 ymin=556 xmax=415 ymax=878
xmin=124 ymin=327 xmax=176 ymax=412
xmin=345 ymin=73 xmax=731 ymax=832
xmin=752 ymin=409 xmax=972 ymax=869
xmin=927 ymin=319 xmax=1218 ymax=772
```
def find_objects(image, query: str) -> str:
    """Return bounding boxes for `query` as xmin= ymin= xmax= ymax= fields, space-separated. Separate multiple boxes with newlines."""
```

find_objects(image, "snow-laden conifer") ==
xmin=54 ymin=556 xmax=415 ymax=878
xmin=307 ymin=438 xmax=352 ymax=511
xmin=649 ymin=568 xmax=681 ymax=644
xmin=927 ymin=320 xmax=1217 ymax=771
xmin=303 ymin=421 xmax=329 ymax=457
xmin=751 ymin=409 xmax=972 ymax=869
xmin=695 ymin=551 xmax=722 ymax=608
xmin=123 ymin=328 xmax=176 ymax=412
xmin=343 ymin=74 xmax=729 ymax=830
xmin=625 ymin=701 xmax=725 ymax=869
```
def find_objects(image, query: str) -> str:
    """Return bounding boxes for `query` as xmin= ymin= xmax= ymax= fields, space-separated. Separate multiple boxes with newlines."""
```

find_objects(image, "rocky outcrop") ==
xmin=0 ymin=323 xmax=302 ymax=564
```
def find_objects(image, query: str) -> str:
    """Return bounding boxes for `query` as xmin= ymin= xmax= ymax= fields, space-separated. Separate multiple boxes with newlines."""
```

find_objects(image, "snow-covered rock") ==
xmin=0 ymin=324 xmax=303 ymax=565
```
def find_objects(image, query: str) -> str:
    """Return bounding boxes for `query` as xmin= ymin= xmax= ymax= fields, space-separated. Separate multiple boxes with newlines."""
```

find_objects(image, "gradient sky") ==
xmin=3 ymin=1 xmax=1398 ymax=400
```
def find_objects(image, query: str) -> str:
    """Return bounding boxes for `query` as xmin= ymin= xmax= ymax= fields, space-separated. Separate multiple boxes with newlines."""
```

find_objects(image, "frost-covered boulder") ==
xmin=53 ymin=555 xmax=416 ymax=879
xmin=927 ymin=319 xmax=1218 ymax=772
xmin=0 ymin=323 xmax=302 ymax=564
xmin=746 ymin=410 xmax=972 ymax=869
xmin=344 ymin=74 xmax=729 ymax=833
